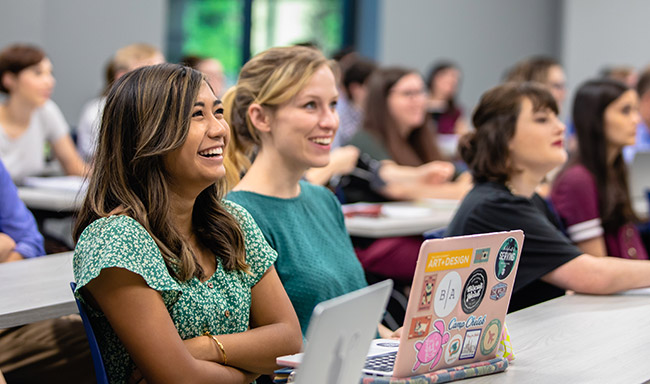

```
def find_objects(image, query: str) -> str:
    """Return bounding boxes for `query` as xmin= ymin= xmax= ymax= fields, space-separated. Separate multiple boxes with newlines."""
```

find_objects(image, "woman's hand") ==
xmin=418 ymin=161 xmax=455 ymax=184
xmin=0 ymin=233 xmax=16 ymax=262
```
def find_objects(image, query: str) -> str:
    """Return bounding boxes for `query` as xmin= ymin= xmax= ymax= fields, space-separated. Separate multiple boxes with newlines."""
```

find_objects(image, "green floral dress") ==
xmin=73 ymin=200 xmax=277 ymax=383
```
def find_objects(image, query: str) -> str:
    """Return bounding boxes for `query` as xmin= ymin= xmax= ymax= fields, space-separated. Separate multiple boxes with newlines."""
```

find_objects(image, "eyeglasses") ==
xmin=390 ymin=88 xmax=427 ymax=98
xmin=548 ymin=82 xmax=566 ymax=91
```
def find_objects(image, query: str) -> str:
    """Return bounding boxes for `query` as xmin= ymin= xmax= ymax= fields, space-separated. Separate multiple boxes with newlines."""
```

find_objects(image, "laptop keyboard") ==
xmin=364 ymin=351 xmax=397 ymax=372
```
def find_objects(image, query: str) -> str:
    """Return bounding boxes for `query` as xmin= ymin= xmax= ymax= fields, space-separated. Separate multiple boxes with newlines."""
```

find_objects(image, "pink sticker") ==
xmin=412 ymin=319 xmax=450 ymax=372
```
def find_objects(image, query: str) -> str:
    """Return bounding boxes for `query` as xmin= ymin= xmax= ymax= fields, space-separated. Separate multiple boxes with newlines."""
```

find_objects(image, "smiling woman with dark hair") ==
xmin=446 ymin=81 xmax=650 ymax=312
xmin=72 ymin=63 xmax=301 ymax=383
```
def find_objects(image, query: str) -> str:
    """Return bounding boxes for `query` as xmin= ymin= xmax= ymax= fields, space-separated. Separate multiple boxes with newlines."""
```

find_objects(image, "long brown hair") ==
xmin=567 ymin=79 xmax=638 ymax=230
xmin=363 ymin=67 xmax=442 ymax=166
xmin=74 ymin=63 xmax=247 ymax=281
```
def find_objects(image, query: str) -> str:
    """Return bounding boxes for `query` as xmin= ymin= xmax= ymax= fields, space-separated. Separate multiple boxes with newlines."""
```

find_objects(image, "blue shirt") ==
xmin=0 ymin=159 xmax=45 ymax=258
xmin=623 ymin=121 xmax=650 ymax=163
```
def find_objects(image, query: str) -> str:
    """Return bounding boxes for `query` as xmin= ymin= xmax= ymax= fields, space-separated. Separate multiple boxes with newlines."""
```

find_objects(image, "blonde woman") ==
xmin=224 ymin=46 xmax=394 ymax=337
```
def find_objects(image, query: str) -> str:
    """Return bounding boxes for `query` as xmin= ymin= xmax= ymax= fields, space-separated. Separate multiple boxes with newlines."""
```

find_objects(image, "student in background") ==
xmin=0 ymin=158 xmax=93 ymax=383
xmin=425 ymin=61 xmax=469 ymax=139
xmin=445 ymin=82 xmax=650 ymax=312
xmin=76 ymin=43 xmax=164 ymax=160
xmin=0 ymin=43 xmax=87 ymax=183
xmin=223 ymin=46 xmax=395 ymax=338
xmin=504 ymin=56 xmax=567 ymax=112
xmin=600 ymin=65 xmax=638 ymax=88
xmin=72 ymin=63 xmax=301 ymax=383
xmin=551 ymin=79 xmax=647 ymax=259
xmin=181 ymin=55 xmax=226 ymax=97
xmin=623 ymin=68 xmax=650 ymax=163
xmin=332 ymin=56 xmax=376 ymax=148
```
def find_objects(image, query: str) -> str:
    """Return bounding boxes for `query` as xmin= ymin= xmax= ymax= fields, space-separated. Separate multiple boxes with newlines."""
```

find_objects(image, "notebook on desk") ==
xmin=277 ymin=280 xmax=393 ymax=384
xmin=362 ymin=230 xmax=524 ymax=378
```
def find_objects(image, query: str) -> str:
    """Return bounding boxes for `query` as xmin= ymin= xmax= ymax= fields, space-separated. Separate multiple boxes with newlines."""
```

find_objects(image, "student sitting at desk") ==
xmin=0 ymin=43 xmax=87 ymax=184
xmin=72 ymin=63 xmax=301 ymax=383
xmin=445 ymin=82 xmax=650 ymax=312
xmin=223 ymin=46 xmax=394 ymax=338
xmin=344 ymin=67 xmax=471 ymax=283
xmin=551 ymin=79 xmax=648 ymax=260
xmin=0 ymin=158 xmax=93 ymax=383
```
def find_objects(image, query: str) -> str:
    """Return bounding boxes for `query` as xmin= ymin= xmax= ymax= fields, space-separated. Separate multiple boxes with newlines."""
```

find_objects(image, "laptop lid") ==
xmin=365 ymin=230 xmax=524 ymax=378
xmin=629 ymin=151 xmax=650 ymax=199
xmin=286 ymin=280 xmax=393 ymax=384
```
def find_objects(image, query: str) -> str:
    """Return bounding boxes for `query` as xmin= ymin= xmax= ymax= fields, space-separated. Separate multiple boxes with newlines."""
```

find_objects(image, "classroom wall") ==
xmin=561 ymin=0 xmax=650 ymax=110
xmin=0 ymin=0 xmax=167 ymax=125
xmin=377 ymin=0 xmax=562 ymax=115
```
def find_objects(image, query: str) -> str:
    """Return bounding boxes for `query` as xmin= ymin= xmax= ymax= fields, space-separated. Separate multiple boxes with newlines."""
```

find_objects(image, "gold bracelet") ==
xmin=204 ymin=332 xmax=227 ymax=366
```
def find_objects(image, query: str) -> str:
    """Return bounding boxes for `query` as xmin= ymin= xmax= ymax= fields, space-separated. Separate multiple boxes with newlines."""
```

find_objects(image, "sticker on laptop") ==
xmin=425 ymin=248 xmax=472 ymax=272
xmin=461 ymin=268 xmax=487 ymax=314
xmin=412 ymin=319 xmax=450 ymax=372
xmin=480 ymin=319 xmax=502 ymax=355
xmin=459 ymin=329 xmax=481 ymax=360
xmin=490 ymin=282 xmax=508 ymax=301
xmin=444 ymin=334 xmax=463 ymax=365
xmin=495 ymin=237 xmax=519 ymax=281
xmin=473 ymin=247 xmax=490 ymax=264
xmin=434 ymin=271 xmax=462 ymax=317
xmin=408 ymin=315 xmax=432 ymax=339
xmin=418 ymin=274 xmax=437 ymax=311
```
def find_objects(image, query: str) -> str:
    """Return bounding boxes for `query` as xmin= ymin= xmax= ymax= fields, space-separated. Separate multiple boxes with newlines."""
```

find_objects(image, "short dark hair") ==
xmin=460 ymin=82 xmax=558 ymax=183
xmin=342 ymin=57 xmax=376 ymax=98
xmin=636 ymin=69 xmax=650 ymax=97
xmin=0 ymin=44 xmax=46 ymax=93
xmin=504 ymin=56 xmax=560 ymax=84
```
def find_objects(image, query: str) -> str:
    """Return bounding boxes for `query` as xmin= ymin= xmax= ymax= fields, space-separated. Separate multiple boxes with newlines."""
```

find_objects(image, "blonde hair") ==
xmin=112 ymin=43 xmax=162 ymax=74
xmin=222 ymin=45 xmax=335 ymax=189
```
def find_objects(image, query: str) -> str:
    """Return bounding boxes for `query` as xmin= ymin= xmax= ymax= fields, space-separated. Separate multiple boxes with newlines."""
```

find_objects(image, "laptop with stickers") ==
xmin=362 ymin=230 xmax=524 ymax=378
xmin=277 ymin=280 xmax=393 ymax=384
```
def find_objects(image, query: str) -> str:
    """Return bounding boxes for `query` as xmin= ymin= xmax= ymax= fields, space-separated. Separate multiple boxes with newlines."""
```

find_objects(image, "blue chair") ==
xmin=69 ymin=282 xmax=109 ymax=384
xmin=423 ymin=227 xmax=446 ymax=239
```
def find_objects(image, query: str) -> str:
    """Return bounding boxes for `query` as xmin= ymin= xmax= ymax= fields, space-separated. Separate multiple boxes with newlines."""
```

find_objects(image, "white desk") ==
xmin=0 ymin=252 xmax=77 ymax=328
xmin=17 ymin=187 xmax=83 ymax=212
xmin=462 ymin=291 xmax=650 ymax=383
xmin=344 ymin=200 xmax=459 ymax=238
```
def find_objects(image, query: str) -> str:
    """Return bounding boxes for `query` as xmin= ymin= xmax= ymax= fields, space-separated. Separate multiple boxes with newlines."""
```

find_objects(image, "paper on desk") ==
xmin=381 ymin=205 xmax=433 ymax=219
xmin=620 ymin=287 xmax=650 ymax=295
xmin=22 ymin=176 xmax=88 ymax=193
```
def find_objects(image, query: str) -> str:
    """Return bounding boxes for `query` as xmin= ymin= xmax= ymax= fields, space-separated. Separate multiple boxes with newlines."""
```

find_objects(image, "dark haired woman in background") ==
xmin=445 ymin=82 xmax=650 ymax=312
xmin=551 ymin=79 xmax=647 ymax=259
xmin=0 ymin=43 xmax=87 ymax=183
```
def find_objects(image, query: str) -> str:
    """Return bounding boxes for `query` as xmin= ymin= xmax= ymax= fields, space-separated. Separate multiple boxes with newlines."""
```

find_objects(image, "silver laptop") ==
xmin=629 ymin=150 xmax=650 ymax=200
xmin=276 ymin=280 xmax=393 ymax=384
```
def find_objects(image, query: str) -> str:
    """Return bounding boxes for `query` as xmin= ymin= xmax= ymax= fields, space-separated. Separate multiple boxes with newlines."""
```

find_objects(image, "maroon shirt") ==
xmin=551 ymin=164 xmax=647 ymax=259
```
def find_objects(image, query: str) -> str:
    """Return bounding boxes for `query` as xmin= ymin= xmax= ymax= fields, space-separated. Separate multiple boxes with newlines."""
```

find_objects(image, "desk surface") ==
xmin=462 ymin=291 xmax=650 ymax=383
xmin=0 ymin=252 xmax=77 ymax=328
xmin=17 ymin=187 xmax=83 ymax=212
xmin=344 ymin=200 xmax=459 ymax=238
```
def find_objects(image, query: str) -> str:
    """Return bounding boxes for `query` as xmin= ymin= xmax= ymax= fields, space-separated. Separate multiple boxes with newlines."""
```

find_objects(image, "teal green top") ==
xmin=73 ymin=200 xmax=277 ymax=383
xmin=227 ymin=180 xmax=367 ymax=335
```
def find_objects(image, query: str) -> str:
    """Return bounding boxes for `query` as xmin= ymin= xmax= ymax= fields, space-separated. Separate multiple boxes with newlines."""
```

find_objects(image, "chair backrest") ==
xmin=69 ymin=282 xmax=109 ymax=384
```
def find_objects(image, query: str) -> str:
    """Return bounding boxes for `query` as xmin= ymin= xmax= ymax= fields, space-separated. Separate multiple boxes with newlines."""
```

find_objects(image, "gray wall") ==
xmin=0 ymin=0 xmax=167 ymax=125
xmin=377 ymin=0 xmax=562 ymax=115
xmin=562 ymin=0 xmax=650 ymax=111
